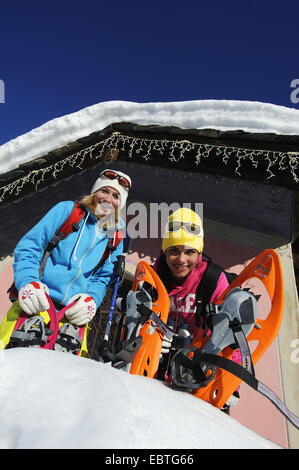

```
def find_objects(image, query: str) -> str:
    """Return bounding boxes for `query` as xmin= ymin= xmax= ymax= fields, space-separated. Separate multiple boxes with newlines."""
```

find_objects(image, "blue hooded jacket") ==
xmin=13 ymin=201 xmax=124 ymax=308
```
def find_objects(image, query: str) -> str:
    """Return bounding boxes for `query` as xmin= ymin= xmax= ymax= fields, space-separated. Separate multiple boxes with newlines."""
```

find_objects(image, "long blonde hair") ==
xmin=79 ymin=194 xmax=120 ymax=229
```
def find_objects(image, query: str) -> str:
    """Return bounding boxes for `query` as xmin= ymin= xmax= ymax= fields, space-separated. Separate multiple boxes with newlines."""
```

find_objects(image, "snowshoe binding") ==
xmin=54 ymin=323 xmax=82 ymax=354
xmin=4 ymin=294 xmax=87 ymax=355
xmin=111 ymin=285 xmax=156 ymax=370
xmin=110 ymin=261 xmax=171 ymax=377
xmin=170 ymin=286 xmax=258 ymax=392
xmin=9 ymin=315 xmax=53 ymax=348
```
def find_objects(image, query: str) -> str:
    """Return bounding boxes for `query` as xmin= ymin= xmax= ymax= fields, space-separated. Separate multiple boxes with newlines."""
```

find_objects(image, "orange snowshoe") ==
xmin=173 ymin=249 xmax=284 ymax=408
xmin=111 ymin=261 xmax=171 ymax=378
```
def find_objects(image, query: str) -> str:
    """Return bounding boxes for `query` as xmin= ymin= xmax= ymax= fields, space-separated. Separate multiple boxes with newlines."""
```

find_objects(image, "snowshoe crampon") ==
xmin=170 ymin=249 xmax=284 ymax=410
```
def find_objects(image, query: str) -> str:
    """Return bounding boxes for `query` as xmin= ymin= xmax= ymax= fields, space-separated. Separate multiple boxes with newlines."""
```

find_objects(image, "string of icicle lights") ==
xmin=0 ymin=131 xmax=298 ymax=203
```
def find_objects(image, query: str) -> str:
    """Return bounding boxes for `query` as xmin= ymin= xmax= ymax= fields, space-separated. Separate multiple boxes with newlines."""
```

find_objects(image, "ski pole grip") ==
xmin=123 ymin=232 xmax=131 ymax=255
xmin=115 ymin=254 xmax=125 ymax=279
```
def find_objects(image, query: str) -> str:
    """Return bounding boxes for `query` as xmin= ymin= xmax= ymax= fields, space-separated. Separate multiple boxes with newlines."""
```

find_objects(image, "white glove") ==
xmin=65 ymin=293 xmax=97 ymax=326
xmin=18 ymin=281 xmax=50 ymax=316
xmin=160 ymin=335 xmax=173 ymax=358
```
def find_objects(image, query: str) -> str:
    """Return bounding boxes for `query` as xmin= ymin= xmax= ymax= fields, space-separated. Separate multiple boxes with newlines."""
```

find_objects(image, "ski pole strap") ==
xmin=195 ymin=353 xmax=299 ymax=430
xmin=115 ymin=254 xmax=126 ymax=282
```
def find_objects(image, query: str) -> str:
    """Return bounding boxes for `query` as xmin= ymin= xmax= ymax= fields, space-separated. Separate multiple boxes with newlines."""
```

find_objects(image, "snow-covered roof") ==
xmin=1 ymin=99 xmax=299 ymax=174
xmin=0 ymin=99 xmax=298 ymax=209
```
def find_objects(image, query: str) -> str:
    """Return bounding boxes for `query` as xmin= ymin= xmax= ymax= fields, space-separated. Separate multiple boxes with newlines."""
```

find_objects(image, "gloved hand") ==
xmin=65 ymin=293 xmax=97 ymax=326
xmin=160 ymin=335 xmax=173 ymax=358
xmin=18 ymin=281 xmax=50 ymax=316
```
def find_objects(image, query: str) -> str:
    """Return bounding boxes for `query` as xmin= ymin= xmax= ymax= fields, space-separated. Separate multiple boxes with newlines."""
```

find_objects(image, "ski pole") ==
xmin=99 ymin=233 xmax=131 ymax=361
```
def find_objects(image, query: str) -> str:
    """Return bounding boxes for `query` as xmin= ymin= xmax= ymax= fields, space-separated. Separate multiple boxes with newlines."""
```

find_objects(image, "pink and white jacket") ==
xmin=153 ymin=252 xmax=241 ymax=365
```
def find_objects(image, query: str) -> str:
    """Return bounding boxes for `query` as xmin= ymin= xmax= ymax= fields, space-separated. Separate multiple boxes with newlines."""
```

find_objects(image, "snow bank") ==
xmin=1 ymin=99 xmax=299 ymax=174
xmin=0 ymin=348 xmax=280 ymax=449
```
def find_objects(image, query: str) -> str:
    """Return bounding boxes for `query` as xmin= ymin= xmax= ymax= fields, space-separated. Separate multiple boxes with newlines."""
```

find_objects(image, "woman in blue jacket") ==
xmin=13 ymin=169 xmax=131 ymax=326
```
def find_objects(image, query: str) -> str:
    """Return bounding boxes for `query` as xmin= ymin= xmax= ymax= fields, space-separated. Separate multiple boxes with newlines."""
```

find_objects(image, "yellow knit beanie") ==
xmin=162 ymin=208 xmax=204 ymax=253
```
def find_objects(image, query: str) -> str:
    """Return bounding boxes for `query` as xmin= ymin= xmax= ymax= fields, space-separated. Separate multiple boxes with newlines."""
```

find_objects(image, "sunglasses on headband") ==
xmin=166 ymin=220 xmax=203 ymax=236
xmin=100 ymin=170 xmax=131 ymax=189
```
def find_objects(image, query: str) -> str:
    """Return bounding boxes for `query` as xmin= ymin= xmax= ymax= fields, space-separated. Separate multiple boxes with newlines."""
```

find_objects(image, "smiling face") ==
xmin=165 ymin=245 xmax=199 ymax=283
xmin=93 ymin=186 xmax=120 ymax=217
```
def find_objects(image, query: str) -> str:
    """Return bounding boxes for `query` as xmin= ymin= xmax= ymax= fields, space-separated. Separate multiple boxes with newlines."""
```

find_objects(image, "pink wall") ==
xmin=0 ymin=263 xmax=14 ymax=324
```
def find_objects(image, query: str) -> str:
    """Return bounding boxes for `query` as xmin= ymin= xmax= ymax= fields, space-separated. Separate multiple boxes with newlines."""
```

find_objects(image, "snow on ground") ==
xmin=0 ymin=348 xmax=280 ymax=449
xmin=1 ymin=99 xmax=299 ymax=174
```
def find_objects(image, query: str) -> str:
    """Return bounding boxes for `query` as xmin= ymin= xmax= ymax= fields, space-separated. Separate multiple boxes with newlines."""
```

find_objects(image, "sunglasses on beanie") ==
xmin=100 ymin=170 xmax=131 ymax=189
xmin=166 ymin=220 xmax=203 ymax=236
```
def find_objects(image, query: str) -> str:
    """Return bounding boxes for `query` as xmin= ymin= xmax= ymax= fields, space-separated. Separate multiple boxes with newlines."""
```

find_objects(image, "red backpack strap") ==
xmin=39 ymin=202 xmax=86 ymax=279
xmin=57 ymin=202 xmax=86 ymax=240
xmin=92 ymin=230 xmax=124 ymax=274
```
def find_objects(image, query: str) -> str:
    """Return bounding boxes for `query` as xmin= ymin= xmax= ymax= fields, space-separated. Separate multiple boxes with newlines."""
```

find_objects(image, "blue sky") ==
xmin=0 ymin=0 xmax=298 ymax=147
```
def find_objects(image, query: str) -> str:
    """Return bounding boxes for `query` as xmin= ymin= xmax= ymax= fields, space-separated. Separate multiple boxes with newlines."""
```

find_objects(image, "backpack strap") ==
xmin=55 ymin=202 xmax=86 ymax=240
xmin=91 ymin=230 xmax=123 ymax=275
xmin=39 ymin=202 xmax=86 ymax=279
xmin=195 ymin=254 xmax=224 ymax=328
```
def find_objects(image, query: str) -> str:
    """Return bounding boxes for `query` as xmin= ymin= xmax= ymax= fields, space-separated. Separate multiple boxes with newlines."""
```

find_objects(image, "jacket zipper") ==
xmin=62 ymin=231 xmax=98 ymax=304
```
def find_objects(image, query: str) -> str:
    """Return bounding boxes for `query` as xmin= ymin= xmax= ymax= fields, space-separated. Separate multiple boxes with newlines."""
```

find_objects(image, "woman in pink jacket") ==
xmin=154 ymin=207 xmax=229 ymax=338
xmin=154 ymin=207 xmax=240 ymax=411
